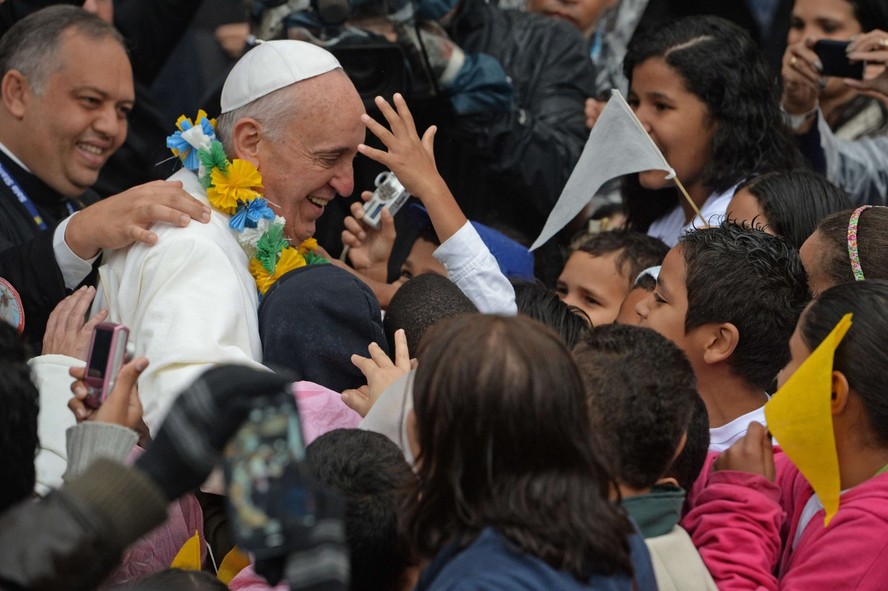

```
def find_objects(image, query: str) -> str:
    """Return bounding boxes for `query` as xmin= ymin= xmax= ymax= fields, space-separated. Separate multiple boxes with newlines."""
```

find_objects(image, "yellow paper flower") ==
xmin=250 ymin=247 xmax=306 ymax=295
xmin=176 ymin=109 xmax=215 ymax=131
xmin=208 ymin=159 xmax=263 ymax=215
xmin=297 ymin=237 xmax=318 ymax=254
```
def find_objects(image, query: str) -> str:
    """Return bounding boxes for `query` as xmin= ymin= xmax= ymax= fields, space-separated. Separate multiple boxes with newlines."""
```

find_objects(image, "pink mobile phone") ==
xmin=83 ymin=322 xmax=130 ymax=409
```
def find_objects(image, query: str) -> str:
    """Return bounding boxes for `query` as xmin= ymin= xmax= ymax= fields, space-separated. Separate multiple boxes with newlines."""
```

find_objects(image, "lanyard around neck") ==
xmin=0 ymin=160 xmax=75 ymax=231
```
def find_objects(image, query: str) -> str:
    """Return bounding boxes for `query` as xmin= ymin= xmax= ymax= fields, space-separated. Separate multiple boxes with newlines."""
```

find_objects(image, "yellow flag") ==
xmin=170 ymin=530 xmax=202 ymax=570
xmin=217 ymin=546 xmax=252 ymax=584
xmin=765 ymin=313 xmax=852 ymax=526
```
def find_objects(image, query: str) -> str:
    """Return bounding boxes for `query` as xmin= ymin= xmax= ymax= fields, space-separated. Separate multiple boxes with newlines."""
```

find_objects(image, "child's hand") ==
xmin=358 ymin=94 xmax=450 ymax=204
xmin=341 ymin=329 xmax=413 ymax=417
xmin=68 ymin=356 xmax=147 ymax=430
xmin=714 ymin=422 xmax=776 ymax=481
xmin=341 ymin=191 xmax=396 ymax=283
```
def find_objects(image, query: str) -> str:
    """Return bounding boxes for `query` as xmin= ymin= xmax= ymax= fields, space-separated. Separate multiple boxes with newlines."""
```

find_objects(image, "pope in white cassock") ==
xmin=95 ymin=41 xmax=366 ymax=432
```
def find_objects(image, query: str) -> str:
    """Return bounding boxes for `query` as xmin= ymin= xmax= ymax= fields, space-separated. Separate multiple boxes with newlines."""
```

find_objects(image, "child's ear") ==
xmin=701 ymin=322 xmax=740 ymax=366
xmin=831 ymin=370 xmax=851 ymax=415
xmin=672 ymin=431 xmax=688 ymax=461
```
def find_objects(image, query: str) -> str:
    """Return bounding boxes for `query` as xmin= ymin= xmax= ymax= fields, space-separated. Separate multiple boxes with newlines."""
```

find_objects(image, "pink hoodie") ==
xmin=682 ymin=453 xmax=888 ymax=590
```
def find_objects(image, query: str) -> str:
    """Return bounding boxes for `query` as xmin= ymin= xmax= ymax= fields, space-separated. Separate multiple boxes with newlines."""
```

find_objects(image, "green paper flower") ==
xmin=255 ymin=224 xmax=289 ymax=274
xmin=198 ymin=141 xmax=229 ymax=174
xmin=304 ymin=251 xmax=329 ymax=266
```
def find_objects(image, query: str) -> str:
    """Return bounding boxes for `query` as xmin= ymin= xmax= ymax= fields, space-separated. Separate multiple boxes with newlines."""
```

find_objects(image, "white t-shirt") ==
xmin=648 ymin=186 xmax=737 ymax=248
xmin=709 ymin=404 xmax=767 ymax=453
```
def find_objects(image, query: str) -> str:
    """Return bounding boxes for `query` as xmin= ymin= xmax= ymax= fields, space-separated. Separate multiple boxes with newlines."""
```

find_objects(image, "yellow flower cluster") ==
xmin=249 ymin=247 xmax=308 ymax=296
xmin=207 ymin=159 xmax=263 ymax=215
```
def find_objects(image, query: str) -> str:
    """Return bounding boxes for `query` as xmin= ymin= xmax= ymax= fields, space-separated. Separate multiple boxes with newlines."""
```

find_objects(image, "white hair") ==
xmin=215 ymin=83 xmax=301 ymax=156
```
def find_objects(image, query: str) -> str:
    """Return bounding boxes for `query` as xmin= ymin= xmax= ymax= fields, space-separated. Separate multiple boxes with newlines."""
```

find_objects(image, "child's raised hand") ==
xmin=714 ymin=422 xmax=776 ymax=481
xmin=358 ymin=94 xmax=450 ymax=204
xmin=341 ymin=329 xmax=413 ymax=417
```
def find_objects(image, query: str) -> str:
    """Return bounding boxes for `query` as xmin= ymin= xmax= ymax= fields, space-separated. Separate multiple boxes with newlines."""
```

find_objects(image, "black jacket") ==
xmin=440 ymin=0 xmax=595 ymax=242
xmin=0 ymin=0 xmax=204 ymax=197
xmin=0 ymin=150 xmax=98 ymax=349
xmin=321 ymin=0 xmax=594 ymax=262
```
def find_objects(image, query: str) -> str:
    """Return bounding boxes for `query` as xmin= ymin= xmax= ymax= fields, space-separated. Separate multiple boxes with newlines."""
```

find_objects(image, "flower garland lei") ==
xmin=167 ymin=111 xmax=327 ymax=296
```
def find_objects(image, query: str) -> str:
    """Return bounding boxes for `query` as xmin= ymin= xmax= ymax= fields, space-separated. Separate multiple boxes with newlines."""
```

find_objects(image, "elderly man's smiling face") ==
xmin=254 ymin=71 xmax=365 ymax=243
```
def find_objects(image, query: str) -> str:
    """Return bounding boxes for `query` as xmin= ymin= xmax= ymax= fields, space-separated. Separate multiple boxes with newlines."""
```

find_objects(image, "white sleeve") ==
xmin=433 ymin=222 xmax=517 ymax=316
xmin=819 ymin=115 xmax=888 ymax=206
xmin=104 ymin=232 xmax=267 ymax=433
xmin=53 ymin=215 xmax=99 ymax=289
xmin=29 ymin=353 xmax=82 ymax=495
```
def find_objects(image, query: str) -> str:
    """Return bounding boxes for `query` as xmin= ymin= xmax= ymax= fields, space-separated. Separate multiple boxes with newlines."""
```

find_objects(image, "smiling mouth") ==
xmin=307 ymin=195 xmax=330 ymax=207
xmin=76 ymin=142 xmax=108 ymax=158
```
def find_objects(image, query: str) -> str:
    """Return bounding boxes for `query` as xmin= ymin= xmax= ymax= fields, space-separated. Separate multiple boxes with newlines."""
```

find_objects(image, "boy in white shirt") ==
xmin=634 ymin=221 xmax=809 ymax=451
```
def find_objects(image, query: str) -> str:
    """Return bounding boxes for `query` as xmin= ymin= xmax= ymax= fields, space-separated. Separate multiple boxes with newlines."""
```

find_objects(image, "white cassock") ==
xmin=96 ymin=167 xmax=266 ymax=433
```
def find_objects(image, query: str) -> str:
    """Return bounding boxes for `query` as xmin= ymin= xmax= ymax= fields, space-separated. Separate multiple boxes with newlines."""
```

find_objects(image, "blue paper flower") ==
xmin=166 ymin=112 xmax=217 ymax=172
xmin=229 ymin=198 xmax=275 ymax=231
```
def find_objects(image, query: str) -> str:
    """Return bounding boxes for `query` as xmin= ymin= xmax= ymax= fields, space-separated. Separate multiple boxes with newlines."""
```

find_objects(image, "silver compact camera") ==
xmin=362 ymin=171 xmax=411 ymax=229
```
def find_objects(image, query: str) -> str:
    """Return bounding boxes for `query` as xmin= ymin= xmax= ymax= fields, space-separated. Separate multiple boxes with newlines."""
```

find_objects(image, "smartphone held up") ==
xmin=83 ymin=322 xmax=130 ymax=409
xmin=813 ymin=39 xmax=865 ymax=79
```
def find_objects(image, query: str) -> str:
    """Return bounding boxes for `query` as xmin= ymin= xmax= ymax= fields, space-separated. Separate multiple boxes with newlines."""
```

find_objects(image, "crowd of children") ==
xmin=2 ymin=0 xmax=888 ymax=590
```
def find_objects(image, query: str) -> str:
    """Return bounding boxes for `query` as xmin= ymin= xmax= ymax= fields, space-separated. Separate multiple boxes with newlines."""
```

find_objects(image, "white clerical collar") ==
xmin=0 ymin=141 xmax=32 ymax=173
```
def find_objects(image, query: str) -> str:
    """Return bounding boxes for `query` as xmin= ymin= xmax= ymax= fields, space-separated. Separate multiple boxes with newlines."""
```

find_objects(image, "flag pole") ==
xmin=672 ymin=175 xmax=709 ymax=228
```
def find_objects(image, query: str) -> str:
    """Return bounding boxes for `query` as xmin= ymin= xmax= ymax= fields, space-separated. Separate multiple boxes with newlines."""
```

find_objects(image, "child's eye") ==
xmin=554 ymin=284 xmax=567 ymax=297
xmin=653 ymin=292 xmax=667 ymax=305
xmin=654 ymin=102 xmax=670 ymax=112
xmin=584 ymin=296 xmax=600 ymax=307
xmin=400 ymin=269 xmax=413 ymax=281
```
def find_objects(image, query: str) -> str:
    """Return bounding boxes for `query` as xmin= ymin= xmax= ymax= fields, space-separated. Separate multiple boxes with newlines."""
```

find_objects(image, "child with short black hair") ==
xmin=684 ymin=280 xmax=888 ymax=589
xmin=512 ymin=279 xmax=591 ymax=348
xmin=306 ymin=429 xmax=418 ymax=591
xmin=383 ymin=273 xmax=477 ymax=353
xmin=556 ymin=230 xmax=668 ymax=326
xmin=573 ymin=324 xmax=717 ymax=591
xmin=636 ymin=221 xmax=810 ymax=451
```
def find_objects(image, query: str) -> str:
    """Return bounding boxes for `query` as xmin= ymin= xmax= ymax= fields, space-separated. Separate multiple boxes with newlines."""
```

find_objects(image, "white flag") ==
xmin=531 ymin=89 xmax=675 ymax=251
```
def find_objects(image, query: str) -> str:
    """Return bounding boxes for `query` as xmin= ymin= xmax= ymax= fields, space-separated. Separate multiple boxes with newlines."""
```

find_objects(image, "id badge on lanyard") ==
xmin=0 ymin=160 xmax=75 ymax=230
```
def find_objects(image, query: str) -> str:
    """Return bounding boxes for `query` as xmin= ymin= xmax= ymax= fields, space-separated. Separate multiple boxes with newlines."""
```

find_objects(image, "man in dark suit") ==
xmin=0 ymin=6 xmax=210 ymax=348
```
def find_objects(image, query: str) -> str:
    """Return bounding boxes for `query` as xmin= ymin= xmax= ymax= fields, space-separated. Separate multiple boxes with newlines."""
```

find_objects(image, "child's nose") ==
xmin=635 ymin=293 xmax=652 ymax=320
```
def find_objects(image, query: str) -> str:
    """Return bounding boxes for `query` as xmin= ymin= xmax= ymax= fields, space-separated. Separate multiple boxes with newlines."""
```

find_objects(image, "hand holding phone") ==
xmin=361 ymin=171 xmax=411 ymax=230
xmin=83 ymin=322 xmax=130 ymax=409
xmin=813 ymin=39 xmax=865 ymax=79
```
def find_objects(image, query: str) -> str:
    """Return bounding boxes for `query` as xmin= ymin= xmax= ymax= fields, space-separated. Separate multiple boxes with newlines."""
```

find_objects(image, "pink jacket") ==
xmin=682 ymin=453 xmax=888 ymax=590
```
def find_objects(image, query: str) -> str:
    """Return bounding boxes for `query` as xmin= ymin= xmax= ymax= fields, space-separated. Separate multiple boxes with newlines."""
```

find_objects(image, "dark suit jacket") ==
xmin=0 ymin=150 xmax=98 ymax=349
